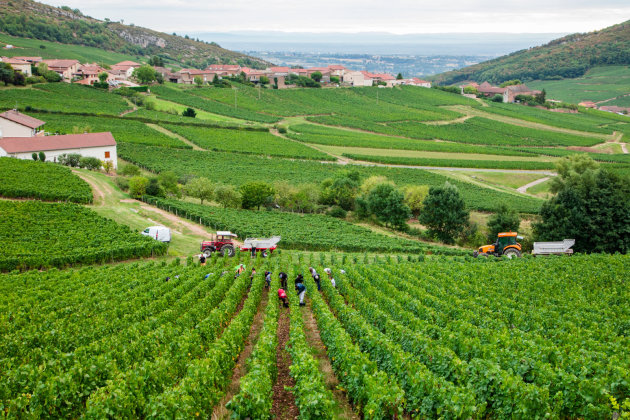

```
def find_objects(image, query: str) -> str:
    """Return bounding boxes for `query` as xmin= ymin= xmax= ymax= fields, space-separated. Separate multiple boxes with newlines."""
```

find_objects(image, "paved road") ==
xmin=517 ymin=177 xmax=552 ymax=194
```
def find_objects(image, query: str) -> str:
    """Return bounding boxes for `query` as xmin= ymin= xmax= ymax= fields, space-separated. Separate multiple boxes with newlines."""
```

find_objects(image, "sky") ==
xmin=39 ymin=0 xmax=629 ymax=35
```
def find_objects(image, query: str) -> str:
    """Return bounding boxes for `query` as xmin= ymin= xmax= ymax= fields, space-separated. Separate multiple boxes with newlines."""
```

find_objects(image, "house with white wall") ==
xmin=0 ymin=57 xmax=32 ymax=76
xmin=0 ymin=132 xmax=117 ymax=168
xmin=0 ymin=110 xmax=45 ymax=137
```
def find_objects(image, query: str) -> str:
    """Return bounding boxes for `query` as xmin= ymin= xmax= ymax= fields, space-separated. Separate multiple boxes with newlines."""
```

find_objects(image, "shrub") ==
xmin=58 ymin=153 xmax=81 ymax=167
xmin=79 ymin=156 xmax=102 ymax=170
xmin=114 ymin=176 xmax=130 ymax=191
xmin=129 ymin=176 xmax=149 ymax=198
xmin=491 ymin=94 xmax=504 ymax=102
xmin=182 ymin=107 xmax=196 ymax=118
xmin=32 ymin=152 xmax=38 ymax=161
xmin=327 ymin=205 xmax=347 ymax=219
xmin=118 ymin=163 xmax=141 ymax=176
xmin=38 ymin=151 xmax=46 ymax=162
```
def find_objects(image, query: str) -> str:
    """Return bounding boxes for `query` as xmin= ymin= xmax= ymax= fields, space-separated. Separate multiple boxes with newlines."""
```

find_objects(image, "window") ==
xmin=104 ymin=151 xmax=110 ymax=158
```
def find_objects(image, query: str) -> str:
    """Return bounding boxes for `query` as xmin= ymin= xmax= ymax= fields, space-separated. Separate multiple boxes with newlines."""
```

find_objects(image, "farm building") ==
xmin=0 ymin=57 xmax=32 ymax=76
xmin=0 ymin=132 xmax=117 ymax=168
xmin=0 ymin=110 xmax=45 ymax=137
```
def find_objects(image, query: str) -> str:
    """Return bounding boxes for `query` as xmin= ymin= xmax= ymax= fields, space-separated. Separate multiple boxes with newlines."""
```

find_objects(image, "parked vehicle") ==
xmin=532 ymin=239 xmax=575 ymax=256
xmin=141 ymin=226 xmax=171 ymax=243
xmin=200 ymin=232 xmax=281 ymax=257
xmin=474 ymin=232 xmax=522 ymax=258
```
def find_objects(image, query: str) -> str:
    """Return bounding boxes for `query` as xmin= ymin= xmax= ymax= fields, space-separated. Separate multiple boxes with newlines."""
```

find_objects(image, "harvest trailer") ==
xmin=532 ymin=239 xmax=575 ymax=256
xmin=201 ymin=231 xmax=280 ymax=257
xmin=240 ymin=236 xmax=281 ymax=257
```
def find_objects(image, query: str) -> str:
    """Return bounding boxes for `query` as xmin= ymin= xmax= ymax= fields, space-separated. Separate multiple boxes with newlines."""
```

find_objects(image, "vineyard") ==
xmin=342 ymin=153 xmax=556 ymax=170
xmin=160 ymin=123 xmax=332 ymax=160
xmin=0 ymin=84 xmax=130 ymax=116
xmin=142 ymin=196 xmax=465 ymax=255
xmin=0 ymin=200 xmax=167 ymax=271
xmin=119 ymin=143 xmax=543 ymax=213
xmin=0 ymin=158 xmax=93 ymax=203
xmin=1 ymin=253 xmax=627 ymax=418
xmin=33 ymin=113 xmax=190 ymax=149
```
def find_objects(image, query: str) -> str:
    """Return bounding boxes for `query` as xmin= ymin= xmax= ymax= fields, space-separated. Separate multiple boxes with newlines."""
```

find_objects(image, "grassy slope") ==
xmin=528 ymin=66 xmax=630 ymax=104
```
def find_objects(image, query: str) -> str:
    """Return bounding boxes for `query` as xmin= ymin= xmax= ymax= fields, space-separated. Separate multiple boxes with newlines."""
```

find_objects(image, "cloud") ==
xmin=38 ymin=0 xmax=630 ymax=34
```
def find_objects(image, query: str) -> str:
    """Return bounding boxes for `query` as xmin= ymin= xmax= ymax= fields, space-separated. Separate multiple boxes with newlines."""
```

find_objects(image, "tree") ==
xmin=129 ymin=176 xmax=149 ymax=198
xmin=533 ymin=157 xmax=630 ymax=253
xmin=183 ymin=177 xmax=213 ymax=205
xmin=146 ymin=178 xmax=164 ymax=197
xmin=499 ymin=79 xmax=522 ymax=87
xmin=463 ymin=86 xmax=479 ymax=95
xmin=360 ymin=176 xmax=393 ymax=195
xmin=320 ymin=176 xmax=359 ymax=211
xmin=419 ymin=182 xmax=470 ymax=244
xmin=159 ymin=170 xmax=180 ymax=197
xmin=182 ymin=107 xmax=196 ymax=118
xmin=103 ymin=160 xmax=114 ymax=174
xmin=43 ymin=70 xmax=61 ymax=82
xmin=38 ymin=151 xmax=46 ymax=162
xmin=240 ymin=181 xmax=274 ymax=210
xmin=119 ymin=163 xmax=141 ymax=176
xmin=193 ymin=76 xmax=203 ymax=87
xmin=403 ymin=185 xmax=430 ymax=218
xmin=13 ymin=71 xmax=25 ymax=86
xmin=535 ymin=88 xmax=546 ymax=104
xmin=0 ymin=63 xmax=14 ymax=86
xmin=214 ymin=184 xmax=242 ymax=208
xmin=366 ymin=184 xmax=411 ymax=229
xmin=259 ymin=75 xmax=269 ymax=85
xmin=132 ymin=65 xmax=157 ymax=84
xmin=31 ymin=152 xmax=38 ymax=161
xmin=491 ymin=94 xmax=503 ymax=102
xmin=486 ymin=203 xmax=520 ymax=241
xmin=310 ymin=71 xmax=322 ymax=82
xmin=330 ymin=76 xmax=340 ymax=84
xmin=396 ymin=73 xmax=403 ymax=80
xmin=98 ymin=72 xmax=108 ymax=83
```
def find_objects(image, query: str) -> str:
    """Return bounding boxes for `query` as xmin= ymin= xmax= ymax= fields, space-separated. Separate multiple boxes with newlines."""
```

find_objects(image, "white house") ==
xmin=343 ymin=71 xmax=365 ymax=87
xmin=0 ymin=57 xmax=32 ymax=76
xmin=0 ymin=132 xmax=118 ymax=168
xmin=0 ymin=110 xmax=45 ymax=137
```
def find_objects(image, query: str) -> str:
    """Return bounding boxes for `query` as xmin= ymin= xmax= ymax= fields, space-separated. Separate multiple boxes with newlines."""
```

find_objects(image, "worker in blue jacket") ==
xmin=295 ymin=274 xmax=306 ymax=306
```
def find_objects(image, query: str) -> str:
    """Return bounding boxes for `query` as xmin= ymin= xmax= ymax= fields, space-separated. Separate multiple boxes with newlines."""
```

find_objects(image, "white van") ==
xmin=141 ymin=226 xmax=171 ymax=243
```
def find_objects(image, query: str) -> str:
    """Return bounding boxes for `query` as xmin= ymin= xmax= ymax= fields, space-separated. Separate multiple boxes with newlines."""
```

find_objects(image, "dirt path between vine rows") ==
xmin=212 ymin=288 xmax=270 ymax=419
xmin=270 ymin=306 xmax=299 ymax=419
xmin=302 ymin=299 xmax=359 ymax=419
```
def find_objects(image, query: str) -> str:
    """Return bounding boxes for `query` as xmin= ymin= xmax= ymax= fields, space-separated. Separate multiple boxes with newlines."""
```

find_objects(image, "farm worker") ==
xmin=265 ymin=271 xmax=272 ymax=288
xmin=234 ymin=264 xmax=245 ymax=279
xmin=278 ymin=288 xmax=289 ymax=308
xmin=199 ymin=254 xmax=206 ymax=266
xmin=295 ymin=274 xmax=306 ymax=306
xmin=251 ymin=245 xmax=256 ymax=258
xmin=250 ymin=268 xmax=256 ymax=286
xmin=324 ymin=267 xmax=336 ymax=288
xmin=309 ymin=267 xmax=321 ymax=291
xmin=278 ymin=272 xmax=288 ymax=289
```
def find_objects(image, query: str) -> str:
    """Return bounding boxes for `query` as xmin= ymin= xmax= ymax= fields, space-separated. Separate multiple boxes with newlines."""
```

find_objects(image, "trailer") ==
xmin=241 ymin=236 xmax=281 ymax=257
xmin=532 ymin=239 xmax=575 ymax=256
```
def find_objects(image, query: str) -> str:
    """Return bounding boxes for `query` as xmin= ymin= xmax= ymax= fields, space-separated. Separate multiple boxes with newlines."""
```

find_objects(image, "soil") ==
xmin=270 ymin=307 xmax=299 ymax=420
xmin=302 ymin=299 xmax=359 ymax=419
xmin=212 ymin=288 xmax=270 ymax=419
xmin=74 ymin=171 xmax=105 ymax=205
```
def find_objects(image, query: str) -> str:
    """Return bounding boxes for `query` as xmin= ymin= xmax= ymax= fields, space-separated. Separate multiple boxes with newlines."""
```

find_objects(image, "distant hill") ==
xmin=0 ymin=0 xmax=269 ymax=69
xmin=431 ymin=20 xmax=630 ymax=85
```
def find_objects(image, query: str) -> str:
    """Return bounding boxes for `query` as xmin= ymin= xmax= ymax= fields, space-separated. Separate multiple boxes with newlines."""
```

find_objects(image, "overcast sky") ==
xmin=39 ymin=0 xmax=629 ymax=34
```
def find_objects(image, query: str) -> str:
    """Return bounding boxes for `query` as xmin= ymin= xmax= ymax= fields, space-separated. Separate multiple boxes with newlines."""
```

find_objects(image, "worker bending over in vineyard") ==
xmin=324 ymin=267 xmax=336 ymax=288
xmin=264 ymin=271 xmax=271 ymax=288
xmin=278 ymin=272 xmax=288 ymax=289
xmin=234 ymin=264 xmax=245 ymax=279
xmin=309 ymin=267 xmax=321 ymax=291
xmin=295 ymin=274 xmax=306 ymax=306
xmin=250 ymin=268 xmax=256 ymax=286
xmin=199 ymin=254 xmax=206 ymax=266
xmin=278 ymin=288 xmax=289 ymax=308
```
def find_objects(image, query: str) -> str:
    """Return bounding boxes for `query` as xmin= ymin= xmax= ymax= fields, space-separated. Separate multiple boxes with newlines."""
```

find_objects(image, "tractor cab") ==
xmin=474 ymin=232 xmax=523 ymax=258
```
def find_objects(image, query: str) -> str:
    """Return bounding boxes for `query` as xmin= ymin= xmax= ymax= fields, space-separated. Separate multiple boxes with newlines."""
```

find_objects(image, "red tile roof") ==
xmin=1 ymin=57 xmax=30 ymax=65
xmin=270 ymin=66 xmax=290 ymax=73
xmin=328 ymin=65 xmax=346 ymax=70
xmin=0 ymin=110 xmax=45 ymax=129
xmin=0 ymin=132 xmax=116 ymax=154
xmin=207 ymin=64 xmax=241 ymax=71
xmin=115 ymin=61 xmax=141 ymax=67
xmin=11 ymin=56 xmax=42 ymax=62
xmin=42 ymin=59 xmax=79 ymax=69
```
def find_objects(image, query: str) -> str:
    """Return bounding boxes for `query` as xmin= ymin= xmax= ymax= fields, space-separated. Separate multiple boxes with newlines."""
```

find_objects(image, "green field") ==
xmin=0 ymin=157 xmax=93 ymax=203
xmin=528 ymin=66 xmax=630 ymax=104
xmin=0 ymin=33 xmax=142 ymax=65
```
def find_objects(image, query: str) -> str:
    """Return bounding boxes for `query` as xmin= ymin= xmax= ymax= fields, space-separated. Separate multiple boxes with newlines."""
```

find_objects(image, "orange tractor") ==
xmin=473 ymin=232 xmax=523 ymax=258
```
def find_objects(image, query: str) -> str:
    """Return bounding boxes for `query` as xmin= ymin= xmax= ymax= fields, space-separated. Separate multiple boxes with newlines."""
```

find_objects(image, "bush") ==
xmin=114 ymin=176 xmax=130 ymax=191
xmin=58 ymin=153 xmax=81 ymax=167
xmin=129 ymin=176 xmax=149 ymax=198
xmin=31 ymin=152 xmax=38 ymax=161
xmin=327 ymin=205 xmax=347 ymax=219
xmin=38 ymin=151 xmax=46 ymax=162
xmin=43 ymin=70 xmax=61 ymax=82
xmin=79 ymin=156 xmax=102 ymax=170
xmin=491 ymin=94 xmax=504 ymax=102
xmin=118 ymin=163 xmax=141 ymax=176
xmin=276 ymin=125 xmax=288 ymax=134
xmin=26 ymin=76 xmax=45 ymax=84
xmin=182 ymin=107 xmax=196 ymax=118
xmin=146 ymin=177 xmax=164 ymax=197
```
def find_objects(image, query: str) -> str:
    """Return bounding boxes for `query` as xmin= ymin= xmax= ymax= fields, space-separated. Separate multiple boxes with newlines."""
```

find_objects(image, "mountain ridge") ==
xmin=0 ymin=0 xmax=270 ymax=69
xmin=431 ymin=19 xmax=630 ymax=85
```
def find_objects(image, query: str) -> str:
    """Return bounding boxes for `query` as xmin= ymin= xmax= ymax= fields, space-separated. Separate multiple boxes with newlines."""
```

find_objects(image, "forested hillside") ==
xmin=432 ymin=19 xmax=630 ymax=85
xmin=0 ymin=0 xmax=269 ymax=69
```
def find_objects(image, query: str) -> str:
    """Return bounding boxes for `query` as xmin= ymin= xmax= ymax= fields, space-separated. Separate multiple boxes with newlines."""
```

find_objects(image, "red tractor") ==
xmin=200 ymin=231 xmax=237 ymax=257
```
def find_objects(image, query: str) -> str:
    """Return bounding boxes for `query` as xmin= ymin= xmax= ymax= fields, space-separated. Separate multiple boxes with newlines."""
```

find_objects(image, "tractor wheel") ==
xmin=504 ymin=248 xmax=522 ymax=259
xmin=221 ymin=244 xmax=235 ymax=257
xmin=202 ymin=248 xmax=213 ymax=258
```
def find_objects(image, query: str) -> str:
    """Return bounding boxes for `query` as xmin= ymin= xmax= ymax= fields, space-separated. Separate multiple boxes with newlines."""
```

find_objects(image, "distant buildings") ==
xmin=460 ymin=81 xmax=541 ymax=103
